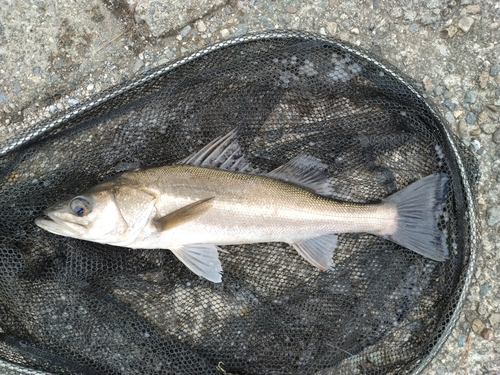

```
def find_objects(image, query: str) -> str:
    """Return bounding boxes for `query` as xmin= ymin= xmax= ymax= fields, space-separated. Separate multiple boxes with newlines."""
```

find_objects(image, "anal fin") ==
xmin=170 ymin=244 xmax=223 ymax=283
xmin=290 ymin=233 xmax=338 ymax=271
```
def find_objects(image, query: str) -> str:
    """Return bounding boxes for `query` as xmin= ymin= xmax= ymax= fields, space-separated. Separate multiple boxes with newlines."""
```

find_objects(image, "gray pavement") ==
xmin=0 ymin=0 xmax=499 ymax=373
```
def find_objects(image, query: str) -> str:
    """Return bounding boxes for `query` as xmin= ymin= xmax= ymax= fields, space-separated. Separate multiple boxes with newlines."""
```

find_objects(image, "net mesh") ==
xmin=0 ymin=31 xmax=479 ymax=375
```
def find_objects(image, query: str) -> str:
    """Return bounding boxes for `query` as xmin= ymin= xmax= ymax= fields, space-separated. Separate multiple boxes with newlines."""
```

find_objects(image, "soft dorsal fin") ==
xmin=179 ymin=130 xmax=253 ymax=172
xmin=267 ymin=155 xmax=332 ymax=196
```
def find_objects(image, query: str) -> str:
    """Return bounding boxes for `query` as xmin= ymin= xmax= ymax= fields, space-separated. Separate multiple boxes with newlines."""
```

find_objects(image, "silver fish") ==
xmin=36 ymin=130 xmax=448 ymax=282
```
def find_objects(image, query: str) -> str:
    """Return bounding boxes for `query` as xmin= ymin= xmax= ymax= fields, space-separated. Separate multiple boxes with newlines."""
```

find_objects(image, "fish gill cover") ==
xmin=0 ymin=31 xmax=479 ymax=375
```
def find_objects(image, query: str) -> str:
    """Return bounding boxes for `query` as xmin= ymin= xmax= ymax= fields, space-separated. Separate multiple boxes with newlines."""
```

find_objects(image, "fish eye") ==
xmin=69 ymin=196 xmax=92 ymax=216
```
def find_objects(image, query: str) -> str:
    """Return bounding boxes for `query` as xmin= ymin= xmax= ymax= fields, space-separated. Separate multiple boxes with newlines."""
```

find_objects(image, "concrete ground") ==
xmin=0 ymin=0 xmax=499 ymax=373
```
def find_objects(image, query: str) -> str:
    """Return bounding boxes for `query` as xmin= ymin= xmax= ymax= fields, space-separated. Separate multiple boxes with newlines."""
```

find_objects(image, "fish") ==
xmin=35 ymin=130 xmax=449 ymax=283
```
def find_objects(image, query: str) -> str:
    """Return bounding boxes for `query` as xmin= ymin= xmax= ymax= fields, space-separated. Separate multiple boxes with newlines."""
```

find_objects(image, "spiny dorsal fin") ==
xmin=179 ymin=130 xmax=253 ymax=172
xmin=154 ymin=197 xmax=214 ymax=231
xmin=267 ymin=155 xmax=333 ymax=196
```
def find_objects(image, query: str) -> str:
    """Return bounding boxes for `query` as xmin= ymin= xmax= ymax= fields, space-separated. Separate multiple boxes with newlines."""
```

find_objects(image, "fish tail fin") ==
xmin=382 ymin=173 xmax=449 ymax=261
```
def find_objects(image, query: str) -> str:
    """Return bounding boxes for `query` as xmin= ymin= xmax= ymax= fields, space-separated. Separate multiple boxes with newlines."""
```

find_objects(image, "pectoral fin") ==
xmin=290 ymin=233 xmax=338 ymax=271
xmin=155 ymin=197 xmax=214 ymax=231
xmin=170 ymin=244 xmax=223 ymax=283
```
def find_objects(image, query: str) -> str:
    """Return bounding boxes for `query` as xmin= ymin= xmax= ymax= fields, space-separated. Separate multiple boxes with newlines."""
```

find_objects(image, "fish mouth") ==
xmin=35 ymin=212 xmax=86 ymax=238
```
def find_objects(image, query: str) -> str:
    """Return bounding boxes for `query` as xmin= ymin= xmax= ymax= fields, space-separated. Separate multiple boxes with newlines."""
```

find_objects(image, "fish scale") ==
xmin=118 ymin=164 xmax=394 ymax=247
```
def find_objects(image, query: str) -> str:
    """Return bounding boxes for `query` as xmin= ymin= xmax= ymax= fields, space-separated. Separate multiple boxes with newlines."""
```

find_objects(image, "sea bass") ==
xmin=36 ymin=130 xmax=449 ymax=282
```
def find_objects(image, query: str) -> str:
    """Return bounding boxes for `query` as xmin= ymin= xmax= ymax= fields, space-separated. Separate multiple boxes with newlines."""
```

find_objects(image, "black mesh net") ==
xmin=0 ymin=31 xmax=479 ymax=375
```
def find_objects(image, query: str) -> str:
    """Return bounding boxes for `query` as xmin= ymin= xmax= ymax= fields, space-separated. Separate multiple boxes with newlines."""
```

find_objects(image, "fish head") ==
xmin=35 ymin=181 xmax=157 ymax=245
